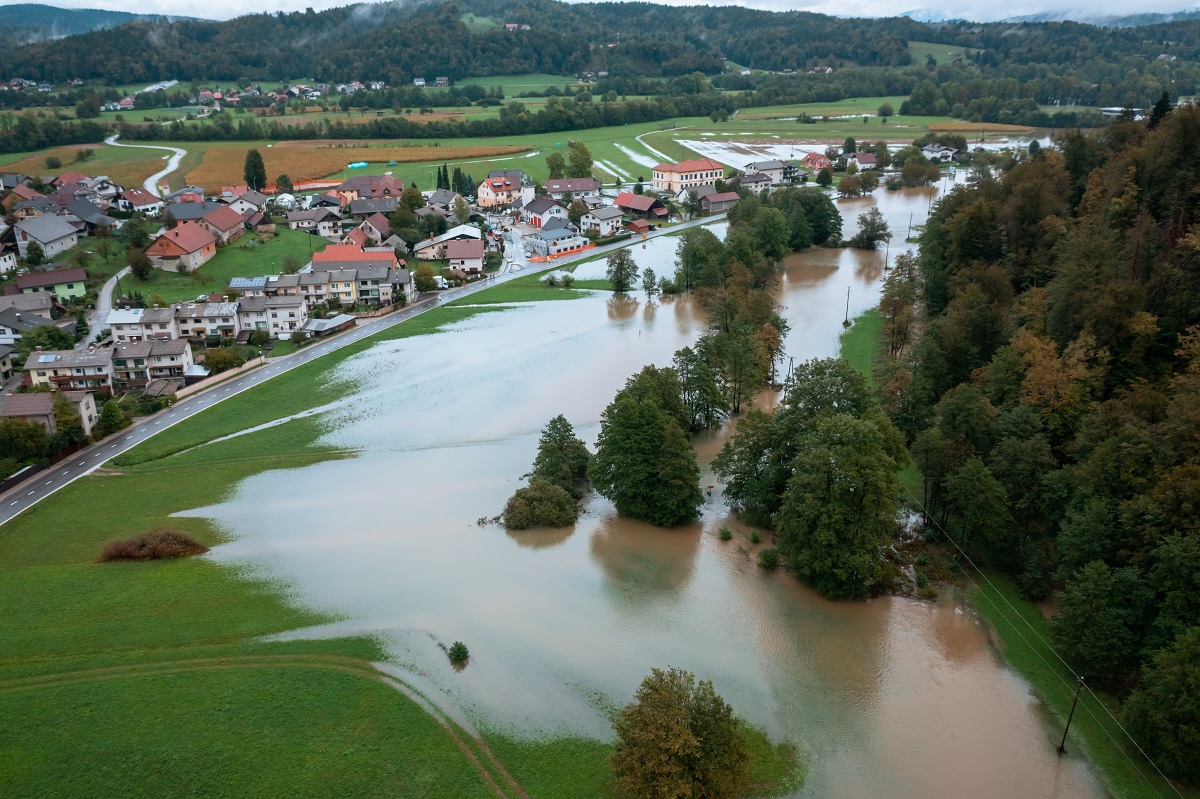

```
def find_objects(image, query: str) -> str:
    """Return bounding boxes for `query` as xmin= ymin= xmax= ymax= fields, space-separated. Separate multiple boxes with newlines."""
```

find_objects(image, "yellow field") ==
xmin=927 ymin=122 xmax=1034 ymax=133
xmin=185 ymin=142 xmax=530 ymax=189
xmin=2 ymin=144 xmax=163 ymax=190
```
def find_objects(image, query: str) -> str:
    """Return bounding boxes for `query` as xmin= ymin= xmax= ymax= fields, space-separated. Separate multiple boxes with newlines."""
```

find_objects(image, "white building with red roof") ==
xmin=115 ymin=188 xmax=163 ymax=216
xmin=145 ymin=222 xmax=217 ymax=272
xmin=651 ymin=158 xmax=725 ymax=194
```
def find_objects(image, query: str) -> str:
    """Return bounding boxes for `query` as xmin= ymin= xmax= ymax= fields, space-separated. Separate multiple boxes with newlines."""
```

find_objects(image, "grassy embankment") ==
xmin=2 ymin=262 xmax=800 ymax=796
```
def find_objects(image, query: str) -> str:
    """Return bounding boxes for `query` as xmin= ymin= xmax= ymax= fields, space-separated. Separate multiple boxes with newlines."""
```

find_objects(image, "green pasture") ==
xmin=907 ymin=40 xmax=980 ymax=65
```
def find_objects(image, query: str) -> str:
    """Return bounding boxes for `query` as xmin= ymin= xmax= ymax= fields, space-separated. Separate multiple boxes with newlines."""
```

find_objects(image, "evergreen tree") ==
xmin=95 ymin=399 xmax=127 ymax=438
xmin=531 ymin=414 xmax=591 ymax=498
xmin=243 ymin=148 xmax=267 ymax=191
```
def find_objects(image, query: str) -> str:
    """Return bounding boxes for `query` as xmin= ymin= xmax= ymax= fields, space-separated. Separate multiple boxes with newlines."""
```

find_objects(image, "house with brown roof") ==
xmin=447 ymin=239 xmax=486 ymax=273
xmin=2 ymin=183 xmax=44 ymax=211
xmin=700 ymin=191 xmax=741 ymax=214
xmin=342 ymin=227 xmax=369 ymax=248
xmin=16 ymin=267 xmax=89 ymax=302
xmin=111 ymin=339 xmax=194 ymax=389
xmin=359 ymin=212 xmax=391 ymax=245
xmin=115 ymin=188 xmax=163 ymax=215
xmin=614 ymin=192 xmax=667 ymax=219
xmin=802 ymin=152 xmax=833 ymax=172
xmin=477 ymin=176 xmax=522 ymax=207
xmin=336 ymin=175 xmax=404 ymax=201
xmin=199 ymin=205 xmax=247 ymax=245
xmin=286 ymin=207 xmax=343 ymax=238
xmin=543 ymin=177 xmax=602 ymax=202
xmin=651 ymin=158 xmax=724 ymax=194
xmin=145 ymin=222 xmax=217 ymax=272
xmin=0 ymin=390 xmax=98 ymax=437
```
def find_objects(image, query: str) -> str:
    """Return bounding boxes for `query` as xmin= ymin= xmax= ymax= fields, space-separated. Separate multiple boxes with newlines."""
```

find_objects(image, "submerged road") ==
xmin=0 ymin=214 xmax=722 ymax=527
xmin=103 ymin=135 xmax=187 ymax=194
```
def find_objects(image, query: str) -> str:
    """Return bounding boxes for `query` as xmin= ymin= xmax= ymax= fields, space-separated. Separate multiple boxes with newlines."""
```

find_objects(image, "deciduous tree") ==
xmin=606 ymin=249 xmax=638 ymax=293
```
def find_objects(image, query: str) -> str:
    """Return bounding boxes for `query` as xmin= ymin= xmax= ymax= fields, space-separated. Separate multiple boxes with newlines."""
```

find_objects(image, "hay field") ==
xmin=927 ymin=122 xmax=1033 ymax=133
xmin=184 ymin=142 xmax=530 ymax=189
xmin=1 ymin=144 xmax=164 ymax=188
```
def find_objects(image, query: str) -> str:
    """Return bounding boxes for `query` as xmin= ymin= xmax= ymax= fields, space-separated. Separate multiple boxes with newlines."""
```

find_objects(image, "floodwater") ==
xmin=185 ymin=179 xmax=1104 ymax=799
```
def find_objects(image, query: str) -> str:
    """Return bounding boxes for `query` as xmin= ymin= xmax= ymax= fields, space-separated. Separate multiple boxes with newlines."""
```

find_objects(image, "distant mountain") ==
xmin=0 ymin=4 xmax=202 ymax=50
xmin=1002 ymin=8 xmax=1200 ymax=25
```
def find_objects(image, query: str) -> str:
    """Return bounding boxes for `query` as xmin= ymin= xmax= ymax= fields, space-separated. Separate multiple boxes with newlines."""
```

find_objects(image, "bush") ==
xmin=45 ymin=155 xmax=62 ymax=169
xmin=718 ymin=527 xmax=733 ymax=541
xmin=98 ymin=530 xmax=209 ymax=562
xmin=757 ymin=548 xmax=781 ymax=570
xmin=748 ymin=531 xmax=761 ymax=544
xmin=204 ymin=347 xmax=246 ymax=373
xmin=502 ymin=477 xmax=578 ymax=529
xmin=915 ymin=571 xmax=929 ymax=588
xmin=447 ymin=641 xmax=469 ymax=663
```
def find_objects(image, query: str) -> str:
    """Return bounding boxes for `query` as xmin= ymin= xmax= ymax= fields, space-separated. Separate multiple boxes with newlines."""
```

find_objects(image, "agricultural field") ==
xmin=455 ymin=73 xmax=583 ymax=94
xmin=0 ymin=143 xmax=166 ymax=188
xmin=907 ymin=40 xmax=981 ymax=65
xmin=735 ymin=96 xmax=909 ymax=119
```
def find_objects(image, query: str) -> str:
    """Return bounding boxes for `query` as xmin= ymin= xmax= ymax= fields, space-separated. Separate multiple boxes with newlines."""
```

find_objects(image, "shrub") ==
xmin=560 ymin=273 xmax=575 ymax=288
xmin=45 ymin=155 xmax=62 ymax=169
xmin=204 ymin=347 xmax=246 ymax=373
xmin=748 ymin=531 xmax=761 ymax=544
xmin=757 ymin=548 xmax=781 ymax=570
xmin=99 ymin=530 xmax=209 ymax=562
xmin=502 ymin=477 xmax=578 ymax=529
xmin=543 ymin=273 xmax=559 ymax=287
xmin=915 ymin=571 xmax=929 ymax=588
xmin=718 ymin=527 xmax=733 ymax=541
xmin=448 ymin=641 xmax=469 ymax=662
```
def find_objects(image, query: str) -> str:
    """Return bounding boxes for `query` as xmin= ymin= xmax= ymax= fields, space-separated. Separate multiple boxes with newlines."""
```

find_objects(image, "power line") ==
xmin=902 ymin=487 xmax=1185 ymax=799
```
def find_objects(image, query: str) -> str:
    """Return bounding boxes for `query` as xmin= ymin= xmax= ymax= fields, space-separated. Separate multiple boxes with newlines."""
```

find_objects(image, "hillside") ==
xmin=0 ymin=4 xmax=200 ymax=52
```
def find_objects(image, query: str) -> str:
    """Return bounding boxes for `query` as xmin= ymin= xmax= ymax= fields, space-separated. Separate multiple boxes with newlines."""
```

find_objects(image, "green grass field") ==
xmin=837 ymin=309 xmax=883 ymax=389
xmin=457 ymin=73 xmax=581 ymax=94
xmin=907 ymin=40 xmax=980 ymax=66
xmin=122 ymin=227 xmax=320 ymax=305
xmin=736 ymin=96 xmax=909 ymax=120
xmin=459 ymin=12 xmax=499 ymax=32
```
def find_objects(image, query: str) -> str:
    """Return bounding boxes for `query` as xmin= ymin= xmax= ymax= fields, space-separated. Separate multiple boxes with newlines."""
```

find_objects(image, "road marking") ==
xmin=109 ymin=445 xmax=117 ymax=449
xmin=9 ymin=501 xmax=16 ymax=506
xmin=27 ymin=491 xmax=34 ymax=496
xmin=154 ymin=421 xmax=162 ymax=426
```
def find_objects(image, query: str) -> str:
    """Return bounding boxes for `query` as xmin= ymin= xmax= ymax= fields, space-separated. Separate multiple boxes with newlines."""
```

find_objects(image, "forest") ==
xmin=869 ymin=104 xmax=1200 ymax=784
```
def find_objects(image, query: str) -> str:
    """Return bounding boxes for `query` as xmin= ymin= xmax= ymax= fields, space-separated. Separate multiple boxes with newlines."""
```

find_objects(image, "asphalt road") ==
xmin=103 ymin=135 xmax=187 ymax=194
xmin=0 ymin=214 xmax=722 ymax=527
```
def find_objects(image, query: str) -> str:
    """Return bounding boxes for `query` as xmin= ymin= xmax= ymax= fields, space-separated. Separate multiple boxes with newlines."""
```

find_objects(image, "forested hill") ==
xmin=2 ymin=0 xmax=1199 ymax=86
xmin=0 ymin=4 xmax=199 ymax=52
xmin=881 ymin=106 xmax=1200 ymax=784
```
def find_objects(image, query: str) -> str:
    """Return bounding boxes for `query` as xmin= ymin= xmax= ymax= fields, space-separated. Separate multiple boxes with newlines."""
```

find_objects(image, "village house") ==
xmin=115 ymin=188 xmax=163 ymax=215
xmin=16 ymin=267 xmax=88 ymax=303
xmin=349 ymin=197 xmax=398 ymax=219
xmin=651 ymin=158 xmax=724 ymax=194
xmin=223 ymin=189 xmax=269 ymax=216
xmin=0 ymin=244 xmax=16 ymax=275
xmin=527 ymin=227 xmax=590 ymax=258
xmin=25 ymin=347 xmax=113 ymax=392
xmin=0 ymin=308 xmax=42 ymax=346
xmin=0 ymin=293 xmax=54 ymax=319
xmin=700 ymin=191 xmax=741 ymax=214
xmin=106 ymin=307 xmax=178 ymax=342
xmin=342 ymin=227 xmax=369 ymax=249
xmin=580 ymin=205 xmax=625 ymax=237
xmin=844 ymin=152 xmax=878 ymax=170
xmin=236 ymin=295 xmax=308 ymax=339
xmin=358 ymin=212 xmax=391 ymax=245
xmin=286 ymin=207 xmax=344 ymax=238
xmin=336 ymin=175 xmax=404 ymax=201
xmin=4 ymin=183 xmax=45 ymax=209
xmin=199 ymin=205 xmax=248 ymax=245
xmin=446 ymin=239 xmax=486 ymax=273
xmin=413 ymin=78 xmax=426 ymax=87
xmin=14 ymin=215 xmax=79 ymax=259
xmin=164 ymin=200 xmax=223 ymax=223
xmin=411 ymin=224 xmax=483 ymax=260
xmin=737 ymin=172 xmax=772 ymax=193
xmin=477 ymin=175 xmax=523 ymax=207
xmin=173 ymin=301 xmax=240 ymax=339
xmin=543 ymin=177 xmax=602 ymax=202
xmin=920 ymin=144 xmax=960 ymax=162
xmin=0 ymin=390 xmax=99 ymax=437
xmin=60 ymin=199 xmax=120 ymax=236
xmin=165 ymin=186 xmax=206 ymax=204
xmin=522 ymin=196 xmax=568 ymax=228
xmin=614 ymin=192 xmax=668 ymax=219
xmin=12 ymin=196 xmax=58 ymax=222
xmin=802 ymin=152 xmax=833 ymax=172
xmin=146 ymin=223 xmax=218 ymax=272
xmin=0 ymin=344 xmax=13 ymax=381
xmin=111 ymin=339 xmax=194 ymax=389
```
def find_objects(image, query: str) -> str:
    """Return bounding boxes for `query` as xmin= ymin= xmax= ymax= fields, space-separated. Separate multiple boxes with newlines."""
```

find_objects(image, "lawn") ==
xmin=837 ymin=309 xmax=883 ymax=389
xmin=459 ymin=11 xmax=499 ymax=32
xmin=736 ymin=96 xmax=909 ymax=120
xmin=119 ymin=227 xmax=322 ymax=305
xmin=907 ymin=40 xmax=981 ymax=65
xmin=969 ymin=574 xmax=1199 ymax=799
xmin=456 ymin=73 xmax=581 ymax=94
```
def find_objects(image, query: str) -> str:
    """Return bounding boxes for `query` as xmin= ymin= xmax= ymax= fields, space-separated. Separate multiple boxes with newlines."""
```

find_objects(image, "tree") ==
xmin=567 ymin=142 xmax=594 ymax=178
xmin=50 ymin=392 xmax=85 ymax=449
xmin=243 ymin=148 xmax=267 ymax=192
xmin=127 ymin=246 xmax=153 ymax=281
xmin=1051 ymin=561 xmax=1150 ymax=687
xmin=589 ymin=367 xmax=702 ymax=527
xmin=545 ymin=152 xmax=566 ymax=180
xmin=848 ymin=208 xmax=891 ymax=250
xmin=606 ymin=249 xmax=639 ymax=293
xmin=0 ymin=418 xmax=50 ymax=462
xmin=945 ymin=456 xmax=1013 ymax=557
xmin=452 ymin=195 xmax=471 ymax=225
xmin=162 ymin=209 xmax=178 ymax=229
xmin=531 ymin=414 xmax=590 ymax=498
xmin=95 ymin=399 xmax=128 ymax=438
xmin=120 ymin=216 xmax=150 ymax=248
xmin=1147 ymin=90 xmax=1172 ymax=130
xmin=751 ymin=207 xmax=790 ymax=262
xmin=502 ymin=477 xmax=578 ymax=529
xmin=641 ymin=267 xmax=659 ymax=300
xmin=612 ymin=667 xmax=749 ymax=799
xmin=282 ymin=255 xmax=302 ymax=274
xmin=414 ymin=263 xmax=437 ymax=292
xmin=45 ymin=155 xmax=62 ymax=169
xmin=17 ymin=325 xmax=74 ymax=358
xmin=24 ymin=241 xmax=45 ymax=266
xmin=1124 ymin=628 xmax=1200 ymax=784
xmin=674 ymin=343 xmax=727 ymax=432
xmin=815 ymin=167 xmax=833 ymax=187
xmin=878 ymin=102 xmax=894 ymax=117
xmin=275 ymin=173 xmax=294 ymax=193
xmin=843 ymin=137 xmax=857 ymax=154
xmin=774 ymin=414 xmax=901 ymax=599
xmin=204 ymin=348 xmax=246 ymax=373
xmin=567 ymin=199 xmax=589 ymax=228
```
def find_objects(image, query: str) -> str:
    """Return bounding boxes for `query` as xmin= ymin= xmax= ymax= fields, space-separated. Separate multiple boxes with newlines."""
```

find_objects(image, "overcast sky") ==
xmin=6 ymin=0 xmax=1200 ymax=24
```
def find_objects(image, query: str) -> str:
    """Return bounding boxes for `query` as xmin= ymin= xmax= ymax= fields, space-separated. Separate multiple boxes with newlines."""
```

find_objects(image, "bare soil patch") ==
xmin=98 ymin=530 xmax=210 ymax=562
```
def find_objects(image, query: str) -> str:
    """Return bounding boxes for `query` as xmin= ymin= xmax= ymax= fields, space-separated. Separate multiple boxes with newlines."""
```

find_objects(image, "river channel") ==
xmin=186 ymin=179 xmax=1106 ymax=799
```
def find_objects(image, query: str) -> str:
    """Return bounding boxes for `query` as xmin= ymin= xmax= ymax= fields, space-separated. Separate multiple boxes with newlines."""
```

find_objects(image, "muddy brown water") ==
xmin=186 ymin=180 xmax=1105 ymax=798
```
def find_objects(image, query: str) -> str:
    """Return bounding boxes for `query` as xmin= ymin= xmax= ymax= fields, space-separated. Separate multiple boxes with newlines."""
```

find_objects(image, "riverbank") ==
xmin=1 ymin=264 xmax=803 ymax=796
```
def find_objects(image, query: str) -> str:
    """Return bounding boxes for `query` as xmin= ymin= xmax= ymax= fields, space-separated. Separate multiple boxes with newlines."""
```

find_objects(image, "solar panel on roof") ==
xmin=37 ymin=355 xmax=55 ymax=363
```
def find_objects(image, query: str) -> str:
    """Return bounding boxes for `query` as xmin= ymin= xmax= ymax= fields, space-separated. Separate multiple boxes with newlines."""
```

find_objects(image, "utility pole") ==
xmin=1057 ymin=678 xmax=1085 ymax=755
xmin=842 ymin=286 xmax=851 ymax=328
xmin=907 ymin=211 xmax=913 ymax=240
xmin=884 ymin=239 xmax=890 ymax=270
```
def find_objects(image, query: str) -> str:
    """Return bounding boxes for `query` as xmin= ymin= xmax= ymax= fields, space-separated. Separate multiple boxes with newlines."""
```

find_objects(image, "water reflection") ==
xmin=188 ymin=179 xmax=1104 ymax=799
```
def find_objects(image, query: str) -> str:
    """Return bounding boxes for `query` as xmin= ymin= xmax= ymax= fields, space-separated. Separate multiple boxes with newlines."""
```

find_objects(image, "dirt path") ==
xmin=0 ymin=654 xmax=530 ymax=799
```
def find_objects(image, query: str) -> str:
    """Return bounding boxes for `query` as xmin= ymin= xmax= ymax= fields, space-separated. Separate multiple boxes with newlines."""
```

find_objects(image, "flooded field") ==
xmin=185 ymin=180 xmax=1105 ymax=799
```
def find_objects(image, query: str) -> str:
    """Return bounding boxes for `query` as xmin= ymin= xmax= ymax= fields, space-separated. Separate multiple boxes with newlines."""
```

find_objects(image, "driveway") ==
xmin=80 ymin=266 xmax=129 ymax=348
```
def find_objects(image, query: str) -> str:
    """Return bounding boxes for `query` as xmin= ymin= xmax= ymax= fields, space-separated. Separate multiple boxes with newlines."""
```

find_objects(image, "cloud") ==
xmin=5 ymin=0 xmax=1199 ymax=23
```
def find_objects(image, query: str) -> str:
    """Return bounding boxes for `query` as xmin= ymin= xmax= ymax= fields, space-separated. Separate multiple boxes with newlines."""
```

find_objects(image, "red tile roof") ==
xmin=202 ymin=204 xmax=246 ymax=231
xmin=446 ymin=239 xmax=485 ymax=259
xmin=313 ymin=244 xmax=397 ymax=264
xmin=652 ymin=158 xmax=723 ymax=174
xmin=119 ymin=188 xmax=160 ymax=207
xmin=614 ymin=192 xmax=659 ymax=212
xmin=705 ymin=191 xmax=741 ymax=203
xmin=149 ymin=221 xmax=216 ymax=254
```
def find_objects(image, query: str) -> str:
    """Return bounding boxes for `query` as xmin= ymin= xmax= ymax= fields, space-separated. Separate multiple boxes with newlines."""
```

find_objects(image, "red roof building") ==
xmin=145 ymin=222 xmax=217 ymax=272
xmin=199 ymin=205 xmax=248 ymax=244
xmin=614 ymin=192 xmax=668 ymax=218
